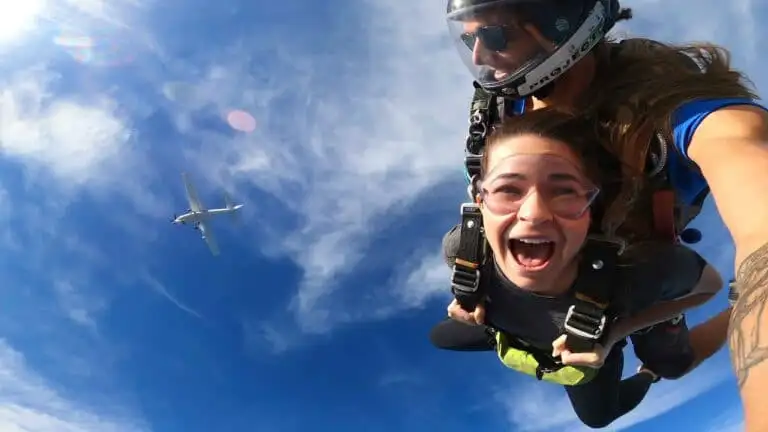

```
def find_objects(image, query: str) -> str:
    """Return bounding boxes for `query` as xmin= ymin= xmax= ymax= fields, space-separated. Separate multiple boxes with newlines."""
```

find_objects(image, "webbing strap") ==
xmin=464 ymin=83 xmax=497 ymax=182
xmin=450 ymin=203 xmax=486 ymax=311
xmin=652 ymin=189 xmax=677 ymax=243
xmin=564 ymin=240 xmax=622 ymax=352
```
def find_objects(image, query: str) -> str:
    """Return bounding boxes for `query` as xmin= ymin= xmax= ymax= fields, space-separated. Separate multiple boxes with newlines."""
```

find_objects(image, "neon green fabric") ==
xmin=495 ymin=332 xmax=599 ymax=386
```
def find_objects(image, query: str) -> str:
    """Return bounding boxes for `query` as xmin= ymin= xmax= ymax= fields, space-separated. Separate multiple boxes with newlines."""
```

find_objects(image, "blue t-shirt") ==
xmin=670 ymin=98 xmax=767 ymax=204
xmin=487 ymin=98 xmax=767 ymax=205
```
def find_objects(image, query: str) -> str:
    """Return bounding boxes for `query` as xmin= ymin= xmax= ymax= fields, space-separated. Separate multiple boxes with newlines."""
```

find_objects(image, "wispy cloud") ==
xmin=141 ymin=272 xmax=203 ymax=319
xmin=0 ymin=339 xmax=146 ymax=432
xmin=393 ymin=251 xmax=452 ymax=310
xmin=162 ymin=0 xmax=469 ymax=334
xmin=614 ymin=0 xmax=760 ymax=76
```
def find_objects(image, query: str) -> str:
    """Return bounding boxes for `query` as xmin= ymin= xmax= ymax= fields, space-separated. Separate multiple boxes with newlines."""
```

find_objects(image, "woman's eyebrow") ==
xmin=493 ymin=172 xmax=525 ymax=180
xmin=547 ymin=173 xmax=582 ymax=182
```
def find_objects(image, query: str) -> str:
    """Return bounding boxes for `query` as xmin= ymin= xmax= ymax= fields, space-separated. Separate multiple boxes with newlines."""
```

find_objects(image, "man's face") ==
xmin=460 ymin=10 xmax=555 ymax=81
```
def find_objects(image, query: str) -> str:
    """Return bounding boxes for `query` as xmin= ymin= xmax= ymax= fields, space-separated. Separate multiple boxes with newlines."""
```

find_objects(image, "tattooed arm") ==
xmin=730 ymin=245 xmax=768 ymax=389
xmin=687 ymin=105 xmax=768 ymax=431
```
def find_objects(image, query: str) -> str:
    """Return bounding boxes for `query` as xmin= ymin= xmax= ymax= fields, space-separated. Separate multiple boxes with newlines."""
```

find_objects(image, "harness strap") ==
xmin=563 ymin=239 xmax=622 ymax=353
xmin=652 ymin=189 xmax=677 ymax=243
xmin=450 ymin=203 xmax=486 ymax=311
xmin=451 ymin=83 xmax=499 ymax=310
xmin=464 ymin=82 xmax=498 ymax=184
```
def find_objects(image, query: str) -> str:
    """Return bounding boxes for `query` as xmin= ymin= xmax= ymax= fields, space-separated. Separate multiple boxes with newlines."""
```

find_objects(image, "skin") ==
xmin=462 ymin=13 xmax=768 ymax=428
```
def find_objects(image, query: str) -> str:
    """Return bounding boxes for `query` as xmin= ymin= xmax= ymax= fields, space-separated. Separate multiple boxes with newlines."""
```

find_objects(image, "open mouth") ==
xmin=508 ymin=239 xmax=555 ymax=270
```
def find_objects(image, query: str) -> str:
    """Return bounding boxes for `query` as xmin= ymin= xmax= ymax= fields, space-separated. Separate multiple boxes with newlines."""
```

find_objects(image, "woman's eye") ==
xmin=552 ymin=187 xmax=579 ymax=196
xmin=495 ymin=185 xmax=522 ymax=195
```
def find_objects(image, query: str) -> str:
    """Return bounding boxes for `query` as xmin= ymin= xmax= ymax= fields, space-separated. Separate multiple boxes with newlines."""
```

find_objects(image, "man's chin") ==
xmin=493 ymin=70 xmax=511 ymax=81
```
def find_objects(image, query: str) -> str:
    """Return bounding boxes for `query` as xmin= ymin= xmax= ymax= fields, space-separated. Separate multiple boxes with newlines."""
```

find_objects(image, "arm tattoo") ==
xmin=729 ymin=241 xmax=768 ymax=389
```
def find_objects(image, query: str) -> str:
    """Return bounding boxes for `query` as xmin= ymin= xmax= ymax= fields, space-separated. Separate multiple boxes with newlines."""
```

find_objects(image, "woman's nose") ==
xmin=516 ymin=191 xmax=554 ymax=224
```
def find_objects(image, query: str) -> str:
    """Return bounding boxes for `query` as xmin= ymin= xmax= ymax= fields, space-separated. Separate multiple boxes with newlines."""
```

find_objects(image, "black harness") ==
xmin=489 ymin=239 xmax=624 ymax=375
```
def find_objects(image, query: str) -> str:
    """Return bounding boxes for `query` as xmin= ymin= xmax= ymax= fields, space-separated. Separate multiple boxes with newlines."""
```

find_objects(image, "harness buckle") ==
xmin=464 ymin=154 xmax=482 ymax=180
xmin=451 ymin=263 xmax=480 ymax=294
xmin=564 ymin=304 xmax=607 ymax=341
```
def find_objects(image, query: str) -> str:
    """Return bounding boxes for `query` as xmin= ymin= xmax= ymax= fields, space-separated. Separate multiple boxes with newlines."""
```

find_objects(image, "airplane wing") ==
xmin=182 ymin=172 xmax=205 ymax=212
xmin=197 ymin=220 xmax=220 ymax=256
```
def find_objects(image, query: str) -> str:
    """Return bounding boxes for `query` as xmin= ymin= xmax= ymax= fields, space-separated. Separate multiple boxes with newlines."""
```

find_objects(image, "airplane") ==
xmin=172 ymin=172 xmax=244 ymax=256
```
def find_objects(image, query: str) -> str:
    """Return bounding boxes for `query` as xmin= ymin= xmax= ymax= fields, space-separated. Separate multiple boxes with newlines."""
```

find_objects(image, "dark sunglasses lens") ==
xmin=477 ymin=26 xmax=508 ymax=51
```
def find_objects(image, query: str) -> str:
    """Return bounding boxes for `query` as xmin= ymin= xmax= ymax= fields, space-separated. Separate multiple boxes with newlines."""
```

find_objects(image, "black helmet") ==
xmin=446 ymin=0 xmax=623 ymax=97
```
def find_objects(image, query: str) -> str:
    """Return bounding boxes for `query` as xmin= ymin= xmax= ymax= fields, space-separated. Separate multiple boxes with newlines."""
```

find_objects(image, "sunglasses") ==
xmin=460 ymin=25 xmax=523 ymax=52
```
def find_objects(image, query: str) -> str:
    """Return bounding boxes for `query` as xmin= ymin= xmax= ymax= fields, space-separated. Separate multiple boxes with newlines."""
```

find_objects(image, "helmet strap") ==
xmin=531 ymin=82 xmax=555 ymax=100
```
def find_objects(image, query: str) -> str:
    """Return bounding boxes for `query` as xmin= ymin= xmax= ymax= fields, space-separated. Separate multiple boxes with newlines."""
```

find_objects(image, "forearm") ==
xmin=608 ymin=293 xmax=712 ymax=345
xmin=728 ymin=240 xmax=768 ymax=431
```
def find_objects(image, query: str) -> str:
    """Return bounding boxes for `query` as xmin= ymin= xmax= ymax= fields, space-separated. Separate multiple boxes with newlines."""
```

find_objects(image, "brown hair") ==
xmin=480 ymin=109 xmax=625 ymax=236
xmin=573 ymin=38 xmax=757 ymax=240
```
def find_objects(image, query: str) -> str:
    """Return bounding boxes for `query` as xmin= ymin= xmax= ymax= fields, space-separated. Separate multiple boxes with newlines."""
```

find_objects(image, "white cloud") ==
xmin=53 ymin=279 xmax=105 ymax=330
xmin=0 ymin=65 xmax=171 ymax=221
xmin=394 ymin=251 xmax=452 ymax=309
xmin=0 ymin=68 xmax=130 ymax=187
xmin=0 ymin=339 xmax=146 ymax=432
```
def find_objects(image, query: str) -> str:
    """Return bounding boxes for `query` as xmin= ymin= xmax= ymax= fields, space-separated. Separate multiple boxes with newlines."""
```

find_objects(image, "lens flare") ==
xmin=226 ymin=110 xmax=257 ymax=133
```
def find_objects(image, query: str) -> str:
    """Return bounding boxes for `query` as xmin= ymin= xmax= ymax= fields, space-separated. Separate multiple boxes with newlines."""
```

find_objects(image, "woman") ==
xmin=444 ymin=2 xmax=768 ymax=427
xmin=431 ymin=110 xmax=725 ymax=428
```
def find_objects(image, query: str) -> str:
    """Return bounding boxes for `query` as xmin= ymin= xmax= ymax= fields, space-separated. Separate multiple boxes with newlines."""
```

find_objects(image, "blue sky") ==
xmin=0 ymin=0 xmax=763 ymax=431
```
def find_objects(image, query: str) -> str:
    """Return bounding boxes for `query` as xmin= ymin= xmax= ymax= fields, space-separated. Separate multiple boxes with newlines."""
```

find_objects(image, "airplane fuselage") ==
xmin=173 ymin=205 xmax=243 ymax=224
xmin=173 ymin=171 xmax=244 ymax=256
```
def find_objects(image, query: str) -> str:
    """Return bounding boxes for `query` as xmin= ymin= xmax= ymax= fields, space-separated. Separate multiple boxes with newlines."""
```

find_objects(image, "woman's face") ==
xmin=479 ymin=134 xmax=598 ymax=290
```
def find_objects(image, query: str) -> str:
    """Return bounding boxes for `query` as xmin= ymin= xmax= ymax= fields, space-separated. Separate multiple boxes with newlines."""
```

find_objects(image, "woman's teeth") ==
xmin=508 ymin=238 xmax=555 ymax=269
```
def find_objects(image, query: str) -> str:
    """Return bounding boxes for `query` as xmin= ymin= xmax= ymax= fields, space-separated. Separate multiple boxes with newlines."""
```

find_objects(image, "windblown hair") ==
xmin=571 ymin=38 xmax=758 ymax=241
xmin=480 ymin=109 xmax=625 ymax=237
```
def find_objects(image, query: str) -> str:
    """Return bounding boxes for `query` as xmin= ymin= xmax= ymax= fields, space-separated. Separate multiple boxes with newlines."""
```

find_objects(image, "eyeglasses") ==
xmin=479 ymin=154 xmax=601 ymax=219
xmin=480 ymin=181 xmax=600 ymax=220
xmin=460 ymin=25 xmax=524 ymax=52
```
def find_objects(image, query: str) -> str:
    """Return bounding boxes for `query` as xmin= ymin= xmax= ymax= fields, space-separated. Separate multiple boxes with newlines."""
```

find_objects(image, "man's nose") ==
xmin=471 ymin=39 xmax=489 ymax=66
xmin=516 ymin=191 xmax=554 ymax=224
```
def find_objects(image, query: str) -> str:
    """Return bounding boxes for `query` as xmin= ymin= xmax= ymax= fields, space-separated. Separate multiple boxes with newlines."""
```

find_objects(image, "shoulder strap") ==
xmin=450 ymin=203 xmax=486 ymax=310
xmin=564 ymin=239 xmax=624 ymax=352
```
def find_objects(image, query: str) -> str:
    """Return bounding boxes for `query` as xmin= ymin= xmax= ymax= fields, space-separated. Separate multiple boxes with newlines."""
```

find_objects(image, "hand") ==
xmin=447 ymin=298 xmax=486 ymax=325
xmin=551 ymin=334 xmax=612 ymax=369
